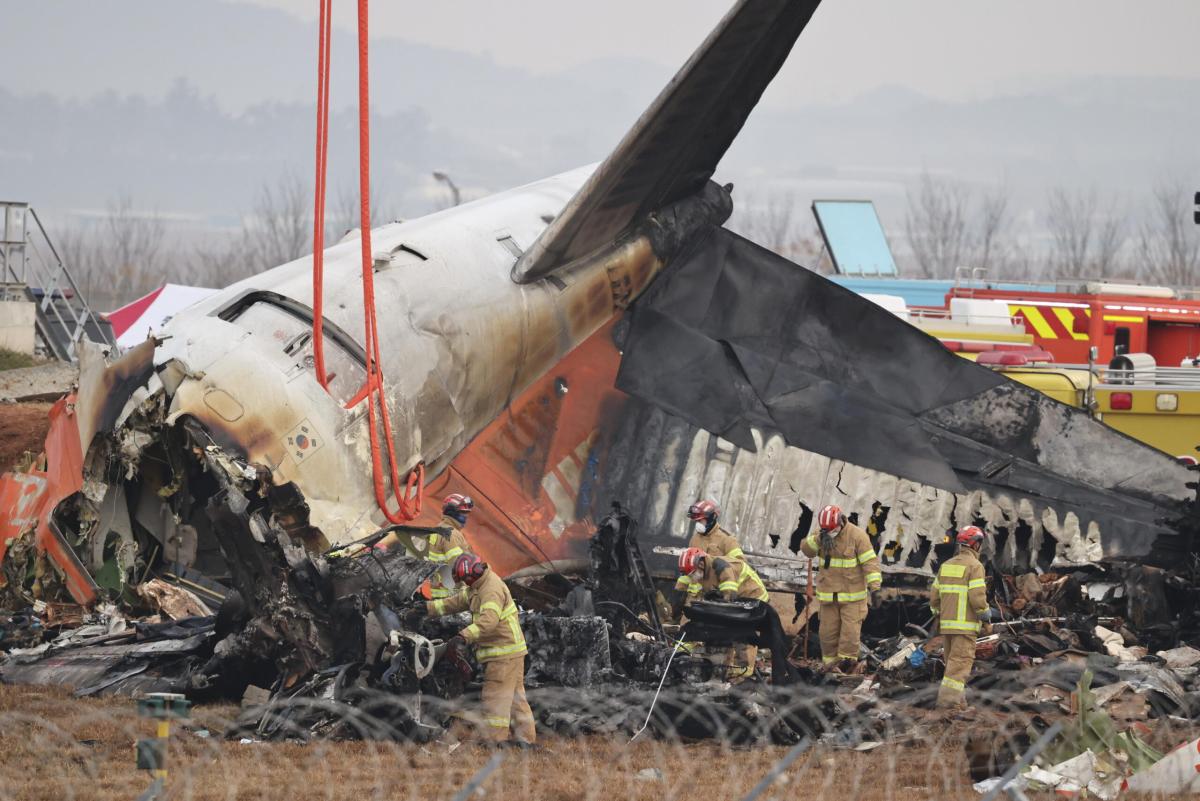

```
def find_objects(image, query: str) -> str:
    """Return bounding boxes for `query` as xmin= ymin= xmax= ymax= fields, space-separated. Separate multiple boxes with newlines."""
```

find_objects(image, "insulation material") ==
xmin=597 ymin=395 xmax=1135 ymax=576
xmin=135 ymin=579 xmax=213 ymax=620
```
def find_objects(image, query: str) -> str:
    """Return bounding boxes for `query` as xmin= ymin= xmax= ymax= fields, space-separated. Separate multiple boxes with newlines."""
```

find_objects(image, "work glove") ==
xmin=977 ymin=607 xmax=993 ymax=623
xmin=327 ymin=543 xmax=367 ymax=559
xmin=869 ymin=589 xmax=882 ymax=609
xmin=722 ymin=592 xmax=735 ymax=602
xmin=446 ymin=635 xmax=467 ymax=656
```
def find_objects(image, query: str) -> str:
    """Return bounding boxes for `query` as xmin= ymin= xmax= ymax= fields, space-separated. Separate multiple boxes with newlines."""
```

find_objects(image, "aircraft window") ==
xmin=230 ymin=300 xmax=366 ymax=405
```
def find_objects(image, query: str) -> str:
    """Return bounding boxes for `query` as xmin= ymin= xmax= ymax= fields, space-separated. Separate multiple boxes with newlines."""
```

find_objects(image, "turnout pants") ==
xmin=725 ymin=643 xmax=758 ymax=680
xmin=480 ymin=655 xmax=536 ymax=743
xmin=818 ymin=598 xmax=867 ymax=664
xmin=938 ymin=633 xmax=976 ymax=708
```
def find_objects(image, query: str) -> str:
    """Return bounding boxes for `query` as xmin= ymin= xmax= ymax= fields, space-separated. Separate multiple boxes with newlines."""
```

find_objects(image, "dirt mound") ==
xmin=0 ymin=402 xmax=52 ymax=472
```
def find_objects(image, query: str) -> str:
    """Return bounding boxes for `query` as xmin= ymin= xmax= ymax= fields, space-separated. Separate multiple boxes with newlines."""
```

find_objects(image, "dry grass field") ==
xmin=0 ymin=684 xmax=1197 ymax=801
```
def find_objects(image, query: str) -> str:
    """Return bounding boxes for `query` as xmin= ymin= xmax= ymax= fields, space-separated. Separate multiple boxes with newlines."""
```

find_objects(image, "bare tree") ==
xmin=740 ymin=190 xmax=799 ymax=255
xmin=105 ymin=195 xmax=166 ymax=295
xmin=728 ymin=191 xmax=830 ymax=271
xmin=1043 ymin=187 xmax=1128 ymax=278
xmin=1138 ymin=178 xmax=1200 ymax=287
xmin=327 ymin=180 xmax=395 ymax=244
xmin=1045 ymin=187 xmax=1096 ymax=275
xmin=187 ymin=231 xmax=246 ymax=290
xmin=1093 ymin=211 xmax=1126 ymax=277
xmin=974 ymin=185 xmax=1010 ymax=275
xmin=905 ymin=172 xmax=971 ymax=278
xmin=240 ymin=172 xmax=311 ymax=273
xmin=56 ymin=197 xmax=168 ymax=310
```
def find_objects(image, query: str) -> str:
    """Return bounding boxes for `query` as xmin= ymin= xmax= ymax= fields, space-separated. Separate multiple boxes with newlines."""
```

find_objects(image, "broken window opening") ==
xmin=1036 ymin=526 xmax=1059 ymax=571
xmin=219 ymin=294 xmax=366 ymax=406
xmin=788 ymin=503 xmax=813 ymax=554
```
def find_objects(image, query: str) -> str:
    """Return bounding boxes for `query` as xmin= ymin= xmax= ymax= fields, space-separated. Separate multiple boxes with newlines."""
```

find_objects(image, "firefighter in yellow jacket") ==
xmin=800 ymin=504 xmax=882 ymax=672
xmin=378 ymin=493 xmax=476 ymax=600
xmin=686 ymin=499 xmax=745 ymax=561
xmin=674 ymin=547 xmax=769 ymax=680
xmin=930 ymin=526 xmax=991 ymax=709
xmin=425 ymin=553 xmax=535 ymax=745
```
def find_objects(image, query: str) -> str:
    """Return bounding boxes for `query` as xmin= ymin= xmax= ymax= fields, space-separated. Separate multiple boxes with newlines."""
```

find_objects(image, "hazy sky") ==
xmin=241 ymin=0 xmax=1200 ymax=105
xmin=3 ymin=0 xmax=1197 ymax=247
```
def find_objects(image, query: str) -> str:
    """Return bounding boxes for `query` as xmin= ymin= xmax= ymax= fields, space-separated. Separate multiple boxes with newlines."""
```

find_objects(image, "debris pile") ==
xmin=3 ymin=495 xmax=1200 ymax=791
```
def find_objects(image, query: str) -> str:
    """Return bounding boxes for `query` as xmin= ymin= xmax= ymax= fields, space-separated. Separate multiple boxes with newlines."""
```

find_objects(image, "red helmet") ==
xmin=687 ymin=499 xmax=719 ymax=523
xmin=678 ymin=547 xmax=706 ymax=575
xmin=956 ymin=526 xmax=985 ymax=549
xmin=443 ymin=493 xmax=475 ymax=516
xmin=452 ymin=553 xmax=487 ymax=585
xmin=818 ymin=504 xmax=843 ymax=532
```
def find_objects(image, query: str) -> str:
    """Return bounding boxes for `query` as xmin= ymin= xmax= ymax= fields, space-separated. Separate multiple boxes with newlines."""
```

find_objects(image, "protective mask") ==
xmin=694 ymin=521 xmax=708 ymax=535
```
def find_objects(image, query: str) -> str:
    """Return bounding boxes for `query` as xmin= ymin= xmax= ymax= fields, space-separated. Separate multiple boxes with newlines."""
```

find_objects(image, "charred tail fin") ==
xmin=512 ymin=0 xmax=824 ymax=283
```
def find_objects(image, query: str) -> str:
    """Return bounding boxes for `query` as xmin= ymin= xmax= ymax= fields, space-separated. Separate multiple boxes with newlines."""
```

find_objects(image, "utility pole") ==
xmin=432 ymin=171 xmax=462 ymax=207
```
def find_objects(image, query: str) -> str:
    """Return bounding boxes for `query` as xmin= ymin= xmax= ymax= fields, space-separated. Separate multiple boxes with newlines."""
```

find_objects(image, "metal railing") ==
xmin=908 ymin=306 xmax=1026 ymax=329
xmin=997 ymin=361 xmax=1200 ymax=391
xmin=0 ymin=201 xmax=114 ymax=361
xmin=951 ymin=266 xmax=1200 ymax=299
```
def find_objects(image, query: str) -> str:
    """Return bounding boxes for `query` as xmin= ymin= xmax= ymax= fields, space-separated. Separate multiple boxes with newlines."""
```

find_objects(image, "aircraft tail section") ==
xmin=615 ymin=225 xmax=1198 ymax=562
xmin=512 ymin=0 xmax=824 ymax=283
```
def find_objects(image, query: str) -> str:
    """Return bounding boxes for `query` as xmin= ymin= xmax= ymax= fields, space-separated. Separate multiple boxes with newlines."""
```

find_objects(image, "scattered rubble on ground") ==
xmin=0 ymin=360 xmax=78 ymax=404
xmin=3 ymin=494 xmax=1200 ymax=797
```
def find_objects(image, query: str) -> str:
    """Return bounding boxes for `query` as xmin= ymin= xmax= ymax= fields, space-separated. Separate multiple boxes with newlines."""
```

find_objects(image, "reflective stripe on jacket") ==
xmin=688 ymin=524 xmax=744 ymax=562
xmin=676 ymin=556 xmax=769 ymax=604
xmin=930 ymin=548 xmax=988 ymax=634
xmin=799 ymin=521 xmax=882 ymax=602
xmin=427 ymin=515 xmax=472 ymax=599
xmin=428 ymin=566 xmax=527 ymax=662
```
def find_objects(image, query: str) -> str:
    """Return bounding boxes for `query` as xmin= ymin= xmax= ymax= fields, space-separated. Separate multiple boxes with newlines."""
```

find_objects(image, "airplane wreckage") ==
xmin=3 ymin=0 xmax=1200 ymax=742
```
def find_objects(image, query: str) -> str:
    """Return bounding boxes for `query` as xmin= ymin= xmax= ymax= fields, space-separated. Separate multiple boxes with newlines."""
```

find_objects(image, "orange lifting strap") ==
xmin=310 ymin=0 xmax=424 ymax=522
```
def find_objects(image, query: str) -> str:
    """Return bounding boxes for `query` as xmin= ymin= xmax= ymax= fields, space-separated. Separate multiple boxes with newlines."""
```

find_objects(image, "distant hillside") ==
xmin=2 ymin=0 xmax=1197 ymax=250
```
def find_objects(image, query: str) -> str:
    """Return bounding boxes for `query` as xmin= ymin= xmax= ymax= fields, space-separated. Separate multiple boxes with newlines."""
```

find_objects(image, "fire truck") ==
xmin=822 ymin=200 xmax=1200 ymax=460
xmin=948 ymin=277 xmax=1200 ymax=367
xmin=857 ymin=278 xmax=1200 ymax=460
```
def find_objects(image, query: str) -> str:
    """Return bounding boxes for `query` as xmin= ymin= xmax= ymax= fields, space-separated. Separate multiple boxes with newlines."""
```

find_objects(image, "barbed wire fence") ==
xmin=2 ymin=677 xmax=1198 ymax=801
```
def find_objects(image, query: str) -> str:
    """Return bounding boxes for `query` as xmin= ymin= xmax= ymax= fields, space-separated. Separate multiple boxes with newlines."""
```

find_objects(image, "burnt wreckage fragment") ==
xmin=615 ymin=225 xmax=1200 ymax=564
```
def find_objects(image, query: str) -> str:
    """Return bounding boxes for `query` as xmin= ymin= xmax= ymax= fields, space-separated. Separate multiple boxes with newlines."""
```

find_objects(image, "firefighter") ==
xmin=686 ymin=499 xmax=745 ymax=561
xmin=800 ymin=504 xmax=882 ymax=672
xmin=674 ymin=547 xmax=770 ymax=681
xmin=426 ymin=493 xmax=475 ymax=600
xmin=424 ymin=553 xmax=536 ymax=745
xmin=930 ymin=526 xmax=990 ymax=710
xmin=377 ymin=493 xmax=475 ymax=600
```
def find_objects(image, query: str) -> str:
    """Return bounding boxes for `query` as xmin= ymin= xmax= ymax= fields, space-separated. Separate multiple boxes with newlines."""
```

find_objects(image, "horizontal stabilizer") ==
xmin=616 ymin=226 xmax=1196 ymax=561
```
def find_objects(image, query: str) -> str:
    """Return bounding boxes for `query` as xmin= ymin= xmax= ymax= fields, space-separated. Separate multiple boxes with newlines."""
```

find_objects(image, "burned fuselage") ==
xmin=66 ymin=173 xmax=731 ymax=601
xmin=7 ymin=0 xmax=1197 ymax=618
